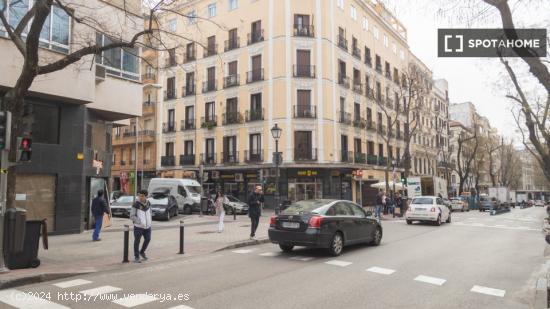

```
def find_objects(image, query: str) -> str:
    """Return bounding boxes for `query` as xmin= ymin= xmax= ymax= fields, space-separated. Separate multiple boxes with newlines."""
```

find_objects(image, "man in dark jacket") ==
xmin=247 ymin=185 xmax=264 ymax=239
xmin=91 ymin=190 xmax=110 ymax=241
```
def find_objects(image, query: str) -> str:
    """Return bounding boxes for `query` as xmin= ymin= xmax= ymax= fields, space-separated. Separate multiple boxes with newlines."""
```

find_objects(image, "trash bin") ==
xmin=201 ymin=196 xmax=209 ymax=213
xmin=6 ymin=219 xmax=48 ymax=269
xmin=3 ymin=208 xmax=26 ymax=254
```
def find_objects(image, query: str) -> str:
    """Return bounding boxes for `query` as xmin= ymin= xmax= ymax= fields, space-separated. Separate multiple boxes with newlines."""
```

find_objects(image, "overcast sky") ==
xmin=383 ymin=0 xmax=550 ymax=140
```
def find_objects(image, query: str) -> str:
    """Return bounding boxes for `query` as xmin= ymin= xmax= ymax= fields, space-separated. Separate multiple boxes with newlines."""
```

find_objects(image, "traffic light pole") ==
xmin=0 ymin=149 xmax=9 ymax=273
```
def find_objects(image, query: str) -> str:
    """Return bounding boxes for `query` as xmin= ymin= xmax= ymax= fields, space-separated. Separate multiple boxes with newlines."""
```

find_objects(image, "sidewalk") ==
xmin=0 ymin=211 xmax=274 ymax=289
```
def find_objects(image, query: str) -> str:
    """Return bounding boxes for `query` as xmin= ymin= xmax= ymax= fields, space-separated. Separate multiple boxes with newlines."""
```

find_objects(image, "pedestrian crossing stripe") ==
xmin=0 ymin=289 xmax=70 ymax=309
xmin=112 ymin=293 xmax=158 ymax=307
xmin=53 ymin=279 xmax=92 ymax=289
xmin=79 ymin=285 xmax=122 ymax=296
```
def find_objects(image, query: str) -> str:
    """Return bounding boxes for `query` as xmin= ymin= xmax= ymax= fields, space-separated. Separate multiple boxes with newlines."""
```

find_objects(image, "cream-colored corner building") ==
xmin=154 ymin=0 xmax=448 ymax=205
xmin=0 ymin=0 xmax=143 ymax=233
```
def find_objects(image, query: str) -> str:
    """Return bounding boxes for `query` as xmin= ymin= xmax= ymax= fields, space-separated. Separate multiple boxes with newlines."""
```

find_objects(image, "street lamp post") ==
xmin=271 ymin=124 xmax=282 ymax=214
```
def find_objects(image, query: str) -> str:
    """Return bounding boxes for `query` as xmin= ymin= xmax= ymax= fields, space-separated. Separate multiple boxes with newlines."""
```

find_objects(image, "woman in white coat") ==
xmin=214 ymin=190 xmax=229 ymax=233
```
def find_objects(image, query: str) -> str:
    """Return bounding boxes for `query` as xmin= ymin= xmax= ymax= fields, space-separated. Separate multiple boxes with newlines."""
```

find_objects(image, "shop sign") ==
xmin=297 ymin=170 xmax=318 ymax=177
xmin=330 ymin=171 xmax=340 ymax=177
xmin=221 ymin=174 xmax=234 ymax=179
xmin=235 ymin=173 xmax=244 ymax=182
xmin=246 ymin=173 xmax=257 ymax=178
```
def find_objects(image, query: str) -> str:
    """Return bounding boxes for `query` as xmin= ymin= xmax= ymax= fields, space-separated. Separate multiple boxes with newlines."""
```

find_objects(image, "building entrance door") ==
xmin=289 ymin=181 xmax=322 ymax=201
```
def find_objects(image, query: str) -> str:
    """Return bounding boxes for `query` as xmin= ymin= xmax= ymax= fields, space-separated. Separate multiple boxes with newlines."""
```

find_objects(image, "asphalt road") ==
xmin=2 ymin=207 xmax=547 ymax=309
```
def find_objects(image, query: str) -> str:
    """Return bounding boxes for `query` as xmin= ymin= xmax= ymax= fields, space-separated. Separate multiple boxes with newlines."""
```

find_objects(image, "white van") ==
xmin=147 ymin=178 xmax=202 ymax=214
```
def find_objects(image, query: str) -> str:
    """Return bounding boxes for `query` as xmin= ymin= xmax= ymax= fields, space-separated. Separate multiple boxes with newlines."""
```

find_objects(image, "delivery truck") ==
xmin=488 ymin=187 xmax=512 ymax=206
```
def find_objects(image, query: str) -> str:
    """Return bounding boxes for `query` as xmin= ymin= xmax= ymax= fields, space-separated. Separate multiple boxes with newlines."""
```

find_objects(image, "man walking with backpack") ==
xmin=247 ymin=185 xmax=264 ymax=240
xmin=91 ymin=190 xmax=110 ymax=241
xmin=130 ymin=190 xmax=152 ymax=263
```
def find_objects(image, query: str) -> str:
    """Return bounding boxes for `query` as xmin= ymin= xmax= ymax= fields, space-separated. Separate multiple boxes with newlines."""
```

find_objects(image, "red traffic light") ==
xmin=20 ymin=138 xmax=31 ymax=150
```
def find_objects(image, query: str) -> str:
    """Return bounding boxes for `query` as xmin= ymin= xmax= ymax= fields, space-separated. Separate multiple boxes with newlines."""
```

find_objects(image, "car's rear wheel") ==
xmin=165 ymin=210 xmax=171 ymax=221
xmin=279 ymin=244 xmax=294 ymax=252
xmin=446 ymin=213 xmax=451 ymax=223
xmin=435 ymin=215 xmax=442 ymax=226
xmin=328 ymin=232 xmax=344 ymax=256
xmin=370 ymin=228 xmax=382 ymax=246
xmin=406 ymin=220 xmax=412 ymax=225
xmin=461 ymin=206 xmax=464 ymax=212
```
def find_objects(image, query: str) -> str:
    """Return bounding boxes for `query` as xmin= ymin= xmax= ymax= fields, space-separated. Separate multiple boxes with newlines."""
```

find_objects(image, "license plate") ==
xmin=282 ymin=222 xmax=300 ymax=229
xmin=415 ymin=208 xmax=425 ymax=211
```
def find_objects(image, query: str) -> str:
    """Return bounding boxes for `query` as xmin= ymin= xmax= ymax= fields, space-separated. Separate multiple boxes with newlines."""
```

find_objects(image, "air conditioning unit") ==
xmin=235 ymin=173 xmax=243 ymax=182
xmin=95 ymin=65 xmax=106 ymax=83
xmin=212 ymin=171 xmax=220 ymax=179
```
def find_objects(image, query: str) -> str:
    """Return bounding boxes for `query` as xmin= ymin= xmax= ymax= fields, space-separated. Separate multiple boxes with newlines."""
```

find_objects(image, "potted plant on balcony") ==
xmin=201 ymin=121 xmax=215 ymax=130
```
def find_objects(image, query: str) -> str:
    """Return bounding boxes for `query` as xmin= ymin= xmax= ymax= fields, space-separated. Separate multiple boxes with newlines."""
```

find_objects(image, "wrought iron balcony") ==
xmin=293 ymin=105 xmax=317 ymax=118
xmin=221 ymin=152 xmax=239 ymax=164
xmin=293 ymin=65 xmax=316 ymax=78
xmin=367 ymin=154 xmax=378 ymax=165
xmin=181 ymin=119 xmax=195 ymax=131
xmin=341 ymin=150 xmax=353 ymax=163
xmin=293 ymin=24 xmax=314 ymax=37
xmin=246 ymin=69 xmax=264 ymax=83
xmin=378 ymin=156 xmax=388 ymax=166
xmin=162 ymin=122 xmax=176 ymax=133
xmin=294 ymin=148 xmax=318 ymax=162
xmin=247 ymin=30 xmax=264 ymax=45
xmin=245 ymin=109 xmax=264 ymax=122
xmin=353 ymin=117 xmax=367 ymax=129
xmin=202 ymin=80 xmax=217 ymax=93
xmin=366 ymin=88 xmax=375 ymax=100
xmin=183 ymin=50 xmax=196 ymax=63
xmin=182 ymin=84 xmax=196 ymax=97
xmin=352 ymin=46 xmax=361 ymax=59
xmin=367 ymin=120 xmax=376 ymax=131
xmin=245 ymin=150 xmax=264 ymax=163
xmin=142 ymin=73 xmax=156 ymax=81
xmin=164 ymin=90 xmax=176 ymax=100
xmin=200 ymin=116 xmax=217 ymax=129
xmin=223 ymin=74 xmax=240 ymax=88
xmin=339 ymin=111 xmax=352 ymax=125
xmin=352 ymin=82 xmax=363 ymax=94
xmin=354 ymin=153 xmax=367 ymax=164
xmin=180 ymin=154 xmax=195 ymax=166
xmin=338 ymin=74 xmax=350 ymax=88
xmin=365 ymin=57 xmax=372 ymax=67
xmin=375 ymin=64 xmax=382 ymax=73
xmin=222 ymin=112 xmax=243 ymax=125
xmin=385 ymin=71 xmax=392 ymax=80
xmin=377 ymin=124 xmax=386 ymax=135
xmin=200 ymin=153 xmax=217 ymax=165
xmin=224 ymin=38 xmax=240 ymax=52
xmin=204 ymin=44 xmax=218 ymax=58
xmin=338 ymin=35 xmax=348 ymax=51
xmin=161 ymin=155 xmax=176 ymax=167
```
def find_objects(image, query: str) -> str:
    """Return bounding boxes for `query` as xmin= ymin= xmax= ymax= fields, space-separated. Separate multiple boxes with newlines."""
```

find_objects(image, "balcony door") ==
xmin=223 ymin=136 xmax=237 ymax=162
xmin=185 ymin=72 xmax=195 ymax=93
xmin=167 ymin=77 xmax=175 ymax=98
xmin=205 ymin=138 xmax=215 ymax=160
xmin=297 ymin=90 xmax=311 ymax=116
xmin=249 ymin=134 xmax=261 ymax=158
xmin=354 ymin=138 xmax=362 ymax=154
xmin=168 ymin=109 xmax=175 ymax=130
xmin=226 ymin=98 xmax=238 ymax=122
xmin=184 ymin=141 xmax=194 ymax=155
xmin=341 ymin=135 xmax=348 ymax=160
xmin=185 ymin=106 xmax=194 ymax=127
xmin=251 ymin=20 xmax=262 ymax=41
xmin=205 ymin=102 xmax=215 ymax=122
xmin=295 ymin=14 xmax=310 ymax=28
xmin=228 ymin=60 xmax=238 ymax=81
xmin=229 ymin=28 xmax=238 ymax=45
xmin=297 ymin=49 xmax=310 ymax=76
xmin=207 ymin=67 xmax=215 ymax=89
xmin=295 ymin=131 xmax=312 ymax=159
xmin=166 ymin=142 xmax=174 ymax=156
xmin=251 ymin=55 xmax=262 ymax=80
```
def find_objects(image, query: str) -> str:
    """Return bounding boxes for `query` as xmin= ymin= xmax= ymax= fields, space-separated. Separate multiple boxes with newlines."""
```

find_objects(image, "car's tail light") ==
xmin=430 ymin=207 xmax=436 ymax=212
xmin=269 ymin=216 xmax=277 ymax=227
xmin=308 ymin=216 xmax=323 ymax=229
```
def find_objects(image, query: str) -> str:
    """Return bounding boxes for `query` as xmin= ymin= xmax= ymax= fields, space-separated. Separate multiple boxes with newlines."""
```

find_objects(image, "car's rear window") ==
xmin=412 ymin=198 xmax=433 ymax=205
xmin=116 ymin=196 xmax=134 ymax=203
xmin=281 ymin=200 xmax=327 ymax=215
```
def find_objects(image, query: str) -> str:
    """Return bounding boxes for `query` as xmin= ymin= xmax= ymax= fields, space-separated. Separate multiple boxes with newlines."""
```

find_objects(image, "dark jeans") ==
xmin=250 ymin=215 xmax=260 ymax=237
xmin=134 ymin=227 xmax=151 ymax=258
xmin=93 ymin=215 xmax=103 ymax=241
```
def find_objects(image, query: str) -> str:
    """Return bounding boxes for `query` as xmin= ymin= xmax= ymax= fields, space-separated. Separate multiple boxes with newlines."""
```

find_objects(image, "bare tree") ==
xmin=485 ymin=137 xmax=502 ymax=187
xmin=374 ymin=87 xmax=400 ymax=193
xmin=499 ymin=141 xmax=522 ymax=189
xmin=452 ymin=123 xmax=479 ymax=194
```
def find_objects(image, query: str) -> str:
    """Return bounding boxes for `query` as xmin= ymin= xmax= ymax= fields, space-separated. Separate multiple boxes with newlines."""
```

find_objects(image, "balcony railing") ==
xmin=246 ymin=69 xmax=264 ymax=83
xmin=353 ymin=117 xmax=366 ymax=129
xmin=245 ymin=150 xmax=264 ymax=163
xmin=385 ymin=71 xmax=392 ymax=80
xmin=142 ymin=73 xmax=156 ymax=81
xmin=367 ymin=120 xmax=376 ymax=131
xmin=338 ymin=74 xmax=350 ymax=88
xmin=295 ymin=148 xmax=318 ymax=162
xmin=378 ymin=156 xmax=388 ymax=166
xmin=165 ymin=57 xmax=177 ymax=68
xmin=221 ymin=152 xmax=239 ymax=164
xmin=366 ymin=88 xmax=375 ymax=100
xmin=223 ymin=74 xmax=240 ymax=88
xmin=339 ymin=111 xmax=351 ymax=125
xmin=120 ymin=160 xmax=126 ymax=166
xmin=181 ymin=119 xmax=195 ymax=131
xmin=341 ymin=151 xmax=353 ymax=163
xmin=162 ymin=122 xmax=176 ymax=133
xmin=354 ymin=153 xmax=367 ymax=164
xmin=386 ymin=98 xmax=394 ymax=109
xmin=201 ymin=116 xmax=217 ymax=129
xmin=200 ymin=153 xmax=217 ymax=165
xmin=182 ymin=84 xmax=196 ymax=97
xmin=245 ymin=109 xmax=264 ymax=122
xmin=352 ymin=46 xmax=361 ymax=59
xmin=294 ymin=24 xmax=314 ymax=37
xmin=367 ymin=154 xmax=378 ymax=165
xmin=338 ymin=35 xmax=348 ymax=51
xmin=293 ymin=105 xmax=317 ymax=118
xmin=183 ymin=50 xmax=196 ymax=63
xmin=293 ymin=65 xmax=316 ymax=78
xmin=377 ymin=124 xmax=386 ymax=135
xmin=143 ymin=100 xmax=155 ymax=107
xmin=161 ymin=156 xmax=176 ymax=167
xmin=365 ymin=57 xmax=372 ymax=67
xmin=352 ymin=82 xmax=363 ymax=94
xmin=202 ymin=80 xmax=217 ymax=93
xmin=375 ymin=64 xmax=382 ymax=73
xmin=164 ymin=90 xmax=176 ymax=100
xmin=180 ymin=154 xmax=195 ymax=166
xmin=222 ymin=112 xmax=243 ymax=125
xmin=247 ymin=30 xmax=264 ymax=45
xmin=204 ymin=45 xmax=218 ymax=58
xmin=224 ymin=38 xmax=240 ymax=52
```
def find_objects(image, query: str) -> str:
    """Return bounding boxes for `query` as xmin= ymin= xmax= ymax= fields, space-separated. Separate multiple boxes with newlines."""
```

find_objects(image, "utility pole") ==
xmin=0 ymin=111 xmax=12 ymax=273
xmin=133 ymin=117 xmax=138 ymax=204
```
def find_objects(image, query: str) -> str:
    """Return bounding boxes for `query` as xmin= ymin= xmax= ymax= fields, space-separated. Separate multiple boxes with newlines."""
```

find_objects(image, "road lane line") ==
xmin=79 ymin=285 xmax=122 ymax=296
xmin=168 ymin=305 xmax=195 ymax=309
xmin=53 ymin=279 xmax=92 ymax=289
xmin=259 ymin=252 xmax=280 ymax=257
xmin=112 ymin=294 xmax=158 ymax=307
xmin=0 ymin=289 xmax=70 ymax=309
xmin=366 ymin=267 xmax=395 ymax=275
xmin=414 ymin=275 xmax=446 ymax=286
xmin=470 ymin=285 xmax=506 ymax=297
xmin=325 ymin=260 xmax=352 ymax=267
xmin=232 ymin=249 xmax=255 ymax=254
xmin=290 ymin=256 xmax=315 ymax=262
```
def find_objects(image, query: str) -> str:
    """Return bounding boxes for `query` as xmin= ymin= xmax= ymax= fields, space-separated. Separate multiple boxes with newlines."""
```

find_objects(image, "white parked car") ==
xmin=405 ymin=196 xmax=451 ymax=226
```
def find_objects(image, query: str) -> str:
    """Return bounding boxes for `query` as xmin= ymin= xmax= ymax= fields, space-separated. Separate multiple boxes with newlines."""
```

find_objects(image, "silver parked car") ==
xmin=110 ymin=196 xmax=136 ymax=217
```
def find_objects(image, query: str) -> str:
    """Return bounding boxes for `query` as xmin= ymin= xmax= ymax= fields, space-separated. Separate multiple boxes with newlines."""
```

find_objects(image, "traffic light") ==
xmin=0 ymin=111 xmax=11 ymax=150
xmin=401 ymin=175 xmax=407 ymax=185
xmin=16 ymin=137 xmax=32 ymax=162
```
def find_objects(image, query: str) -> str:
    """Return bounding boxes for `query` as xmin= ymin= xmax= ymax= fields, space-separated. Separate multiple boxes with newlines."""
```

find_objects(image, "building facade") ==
xmin=153 ymin=0 xmax=451 ymax=206
xmin=0 ymin=0 xmax=143 ymax=234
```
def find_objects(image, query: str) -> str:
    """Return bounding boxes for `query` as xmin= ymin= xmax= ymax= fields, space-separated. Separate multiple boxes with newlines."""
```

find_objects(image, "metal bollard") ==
xmin=122 ymin=224 xmax=129 ymax=263
xmin=179 ymin=220 xmax=185 ymax=254
xmin=233 ymin=208 xmax=237 ymax=221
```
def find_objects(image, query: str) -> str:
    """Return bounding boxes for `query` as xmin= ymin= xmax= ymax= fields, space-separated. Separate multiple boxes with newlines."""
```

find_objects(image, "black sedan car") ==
xmin=268 ymin=199 xmax=382 ymax=256
xmin=148 ymin=188 xmax=178 ymax=221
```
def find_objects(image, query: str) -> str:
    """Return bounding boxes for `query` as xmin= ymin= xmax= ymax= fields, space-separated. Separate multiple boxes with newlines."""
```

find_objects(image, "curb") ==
xmin=534 ymin=277 xmax=548 ymax=309
xmin=490 ymin=208 xmax=511 ymax=216
xmin=0 ymin=271 xmax=93 ymax=290
xmin=214 ymin=238 xmax=270 ymax=252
